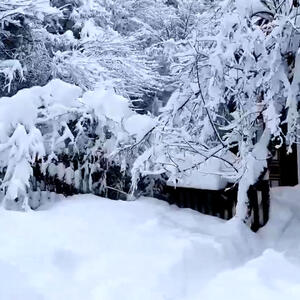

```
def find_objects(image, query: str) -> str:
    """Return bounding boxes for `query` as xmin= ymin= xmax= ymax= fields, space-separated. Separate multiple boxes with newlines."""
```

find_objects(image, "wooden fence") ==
xmin=165 ymin=180 xmax=270 ymax=232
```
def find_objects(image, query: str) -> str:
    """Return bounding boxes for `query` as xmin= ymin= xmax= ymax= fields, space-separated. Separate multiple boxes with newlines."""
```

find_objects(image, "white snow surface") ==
xmin=82 ymin=88 xmax=132 ymax=123
xmin=0 ymin=186 xmax=299 ymax=299
xmin=166 ymin=150 xmax=237 ymax=190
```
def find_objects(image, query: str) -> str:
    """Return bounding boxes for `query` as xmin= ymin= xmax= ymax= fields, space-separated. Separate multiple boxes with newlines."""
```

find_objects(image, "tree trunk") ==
xmin=235 ymin=129 xmax=271 ymax=225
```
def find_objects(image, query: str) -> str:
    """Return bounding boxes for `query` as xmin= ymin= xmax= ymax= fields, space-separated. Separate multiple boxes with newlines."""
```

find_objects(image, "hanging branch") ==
xmin=195 ymin=55 xmax=226 ymax=148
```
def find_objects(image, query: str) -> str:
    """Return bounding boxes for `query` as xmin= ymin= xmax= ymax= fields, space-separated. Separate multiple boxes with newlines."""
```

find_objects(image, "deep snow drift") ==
xmin=0 ymin=186 xmax=299 ymax=300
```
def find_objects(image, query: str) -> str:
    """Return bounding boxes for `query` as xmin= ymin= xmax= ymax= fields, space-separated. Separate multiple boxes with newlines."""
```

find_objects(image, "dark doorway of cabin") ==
xmin=279 ymin=144 xmax=298 ymax=186
xmin=269 ymin=144 xmax=298 ymax=187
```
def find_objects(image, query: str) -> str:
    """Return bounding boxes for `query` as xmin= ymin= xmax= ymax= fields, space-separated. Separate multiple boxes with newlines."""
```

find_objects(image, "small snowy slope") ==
xmin=0 ymin=195 xmax=257 ymax=300
xmin=0 ymin=188 xmax=300 ymax=300
xmin=197 ymin=186 xmax=300 ymax=300
xmin=259 ymin=185 xmax=300 ymax=250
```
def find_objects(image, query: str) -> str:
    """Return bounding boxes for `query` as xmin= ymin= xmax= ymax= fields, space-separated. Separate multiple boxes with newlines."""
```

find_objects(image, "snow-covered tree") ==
xmin=0 ymin=0 xmax=60 ymax=95
xmin=130 ymin=0 xmax=300 ymax=225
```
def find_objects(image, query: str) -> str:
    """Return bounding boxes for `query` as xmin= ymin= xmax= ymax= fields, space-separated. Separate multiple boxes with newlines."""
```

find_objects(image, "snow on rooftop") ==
xmin=167 ymin=150 xmax=237 ymax=190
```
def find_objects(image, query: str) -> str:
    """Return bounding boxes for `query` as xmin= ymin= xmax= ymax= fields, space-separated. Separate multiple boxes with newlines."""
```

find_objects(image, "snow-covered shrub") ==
xmin=0 ymin=79 xmax=155 ymax=210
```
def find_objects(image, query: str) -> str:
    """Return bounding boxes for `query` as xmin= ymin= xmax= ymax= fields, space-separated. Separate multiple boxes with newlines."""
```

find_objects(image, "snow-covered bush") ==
xmin=0 ymin=79 xmax=155 ymax=210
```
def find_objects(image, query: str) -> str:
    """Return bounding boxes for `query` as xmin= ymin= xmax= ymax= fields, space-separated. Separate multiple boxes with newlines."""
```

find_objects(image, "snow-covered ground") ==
xmin=0 ymin=186 xmax=299 ymax=300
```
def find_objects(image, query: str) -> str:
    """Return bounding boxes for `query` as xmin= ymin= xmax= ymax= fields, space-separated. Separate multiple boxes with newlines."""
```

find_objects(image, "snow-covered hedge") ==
xmin=0 ymin=79 xmax=155 ymax=210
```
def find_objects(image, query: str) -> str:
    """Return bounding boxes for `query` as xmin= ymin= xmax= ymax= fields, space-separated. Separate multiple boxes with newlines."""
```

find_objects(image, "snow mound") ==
xmin=259 ymin=185 xmax=300 ymax=252
xmin=0 ymin=186 xmax=299 ymax=299
xmin=197 ymin=249 xmax=300 ymax=300
xmin=203 ymin=185 xmax=300 ymax=300
xmin=0 ymin=195 xmax=257 ymax=300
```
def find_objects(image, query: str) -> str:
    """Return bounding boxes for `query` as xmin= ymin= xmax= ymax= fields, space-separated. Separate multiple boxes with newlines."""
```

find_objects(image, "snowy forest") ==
xmin=1 ymin=0 xmax=300 ymax=299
